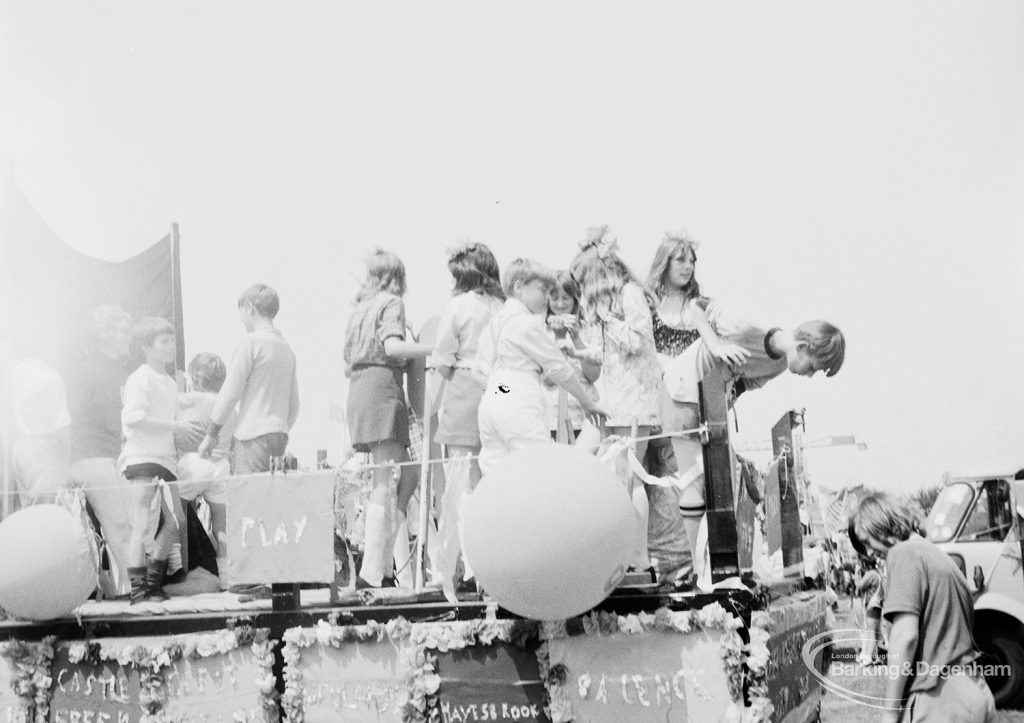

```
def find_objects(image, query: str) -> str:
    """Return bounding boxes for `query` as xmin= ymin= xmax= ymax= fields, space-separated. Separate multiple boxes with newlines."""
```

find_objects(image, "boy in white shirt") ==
xmin=475 ymin=259 xmax=606 ymax=476
xmin=121 ymin=317 xmax=204 ymax=603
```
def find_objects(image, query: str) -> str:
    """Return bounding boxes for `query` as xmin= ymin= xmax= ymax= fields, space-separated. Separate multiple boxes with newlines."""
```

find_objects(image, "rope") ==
xmin=0 ymin=424 xmax=714 ymax=497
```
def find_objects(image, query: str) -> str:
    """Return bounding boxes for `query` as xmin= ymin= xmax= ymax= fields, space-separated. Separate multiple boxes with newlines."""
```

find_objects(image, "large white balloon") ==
xmin=0 ymin=504 xmax=97 ymax=620
xmin=462 ymin=443 xmax=634 ymax=620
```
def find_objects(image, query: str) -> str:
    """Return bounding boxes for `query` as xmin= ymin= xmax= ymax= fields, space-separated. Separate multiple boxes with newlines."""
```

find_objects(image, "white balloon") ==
xmin=0 ymin=504 xmax=97 ymax=620
xmin=462 ymin=443 xmax=634 ymax=620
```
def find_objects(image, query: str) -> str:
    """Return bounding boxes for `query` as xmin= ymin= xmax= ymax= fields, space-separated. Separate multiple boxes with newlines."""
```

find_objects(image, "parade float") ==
xmin=0 ymin=368 xmax=832 ymax=723
xmin=0 ymin=184 xmax=832 ymax=722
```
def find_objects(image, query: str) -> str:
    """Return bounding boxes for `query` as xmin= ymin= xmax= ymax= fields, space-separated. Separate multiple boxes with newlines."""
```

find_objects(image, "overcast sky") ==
xmin=2 ymin=2 xmax=1022 ymax=491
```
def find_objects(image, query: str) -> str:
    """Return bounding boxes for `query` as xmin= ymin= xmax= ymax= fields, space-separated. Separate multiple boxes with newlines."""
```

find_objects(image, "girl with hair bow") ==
xmin=569 ymin=226 xmax=664 ymax=578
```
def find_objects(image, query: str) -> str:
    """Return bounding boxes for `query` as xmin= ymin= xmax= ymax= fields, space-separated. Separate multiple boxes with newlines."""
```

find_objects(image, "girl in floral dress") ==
xmin=569 ymin=226 xmax=663 ymax=575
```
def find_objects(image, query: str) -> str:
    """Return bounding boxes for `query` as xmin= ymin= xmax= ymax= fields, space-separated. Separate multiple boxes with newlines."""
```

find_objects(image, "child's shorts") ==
xmin=176 ymin=453 xmax=230 ymax=504
xmin=123 ymin=463 xmax=176 ymax=482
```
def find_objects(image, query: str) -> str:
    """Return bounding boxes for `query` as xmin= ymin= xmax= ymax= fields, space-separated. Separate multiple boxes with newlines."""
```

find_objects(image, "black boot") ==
xmin=145 ymin=559 xmax=170 ymax=602
xmin=129 ymin=566 xmax=149 ymax=605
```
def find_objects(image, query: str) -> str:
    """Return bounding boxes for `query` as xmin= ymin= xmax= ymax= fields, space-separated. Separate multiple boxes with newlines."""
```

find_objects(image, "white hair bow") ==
xmin=579 ymin=225 xmax=619 ymax=259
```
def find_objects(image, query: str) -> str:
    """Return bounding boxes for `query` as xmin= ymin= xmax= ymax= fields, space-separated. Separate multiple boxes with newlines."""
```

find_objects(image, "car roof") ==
xmin=942 ymin=466 xmax=1024 ymax=483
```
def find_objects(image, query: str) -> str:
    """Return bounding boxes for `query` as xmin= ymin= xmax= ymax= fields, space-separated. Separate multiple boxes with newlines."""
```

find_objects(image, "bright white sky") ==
xmin=2 ymin=2 xmax=1023 ymax=491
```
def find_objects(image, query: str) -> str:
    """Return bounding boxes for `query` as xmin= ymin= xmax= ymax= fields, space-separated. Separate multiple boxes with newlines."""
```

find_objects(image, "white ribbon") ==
xmin=597 ymin=437 xmax=677 ymax=488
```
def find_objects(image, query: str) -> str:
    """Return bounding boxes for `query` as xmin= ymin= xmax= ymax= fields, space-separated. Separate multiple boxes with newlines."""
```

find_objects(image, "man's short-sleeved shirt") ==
xmin=882 ymin=535 xmax=979 ymax=693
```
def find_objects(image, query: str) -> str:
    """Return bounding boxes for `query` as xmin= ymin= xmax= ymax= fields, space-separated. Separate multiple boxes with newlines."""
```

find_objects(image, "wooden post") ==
xmin=734 ymin=458 xmax=758 ymax=571
xmin=555 ymin=389 xmax=569 ymax=444
xmin=698 ymin=366 xmax=739 ymax=582
xmin=0 ymin=163 xmax=13 ymax=521
xmin=770 ymin=410 xmax=805 ymax=578
xmin=271 ymin=583 xmax=300 ymax=612
xmin=414 ymin=394 xmax=432 ymax=592
xmin=169 ymin=222 xmax=185 ymax=370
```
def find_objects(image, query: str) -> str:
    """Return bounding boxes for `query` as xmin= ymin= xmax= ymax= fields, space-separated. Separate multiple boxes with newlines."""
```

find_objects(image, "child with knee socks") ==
xmin=121 ymin=317 xmax=204 ymax=603
xmin=344 ymin=249 xmax=433 ymax=588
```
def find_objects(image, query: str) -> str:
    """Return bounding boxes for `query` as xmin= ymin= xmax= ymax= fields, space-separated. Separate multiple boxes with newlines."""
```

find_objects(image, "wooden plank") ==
xmin=771 ymin=411 xmax=805 ymax=577
xmin=698 ymin=366 xmax=738 ymax=582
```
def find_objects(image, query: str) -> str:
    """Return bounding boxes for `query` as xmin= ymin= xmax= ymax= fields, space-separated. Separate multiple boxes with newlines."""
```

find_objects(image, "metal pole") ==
xmin=413 ymin=376 xmax=433 ymax=592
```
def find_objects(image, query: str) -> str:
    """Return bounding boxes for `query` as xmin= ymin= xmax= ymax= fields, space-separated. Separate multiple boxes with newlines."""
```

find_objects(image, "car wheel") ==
xmin=977 ymin=632 xmax=1024 ymax=708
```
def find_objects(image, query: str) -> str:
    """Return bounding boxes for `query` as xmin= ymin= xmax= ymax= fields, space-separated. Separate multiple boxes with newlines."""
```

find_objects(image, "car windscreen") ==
xmin=925 ymin=482 xmax=975 ymax=542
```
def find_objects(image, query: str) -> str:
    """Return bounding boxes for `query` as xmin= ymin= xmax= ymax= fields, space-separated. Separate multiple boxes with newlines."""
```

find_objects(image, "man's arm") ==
xmin=287 ymin=362 xmax=300 ymax=431
xmin=199 ymin=342 xmax=252 ymax=458
xmin=882 ymin=612 xmax=919 ymax=723
xmin=687 ymin=300 xmax=750 ymax=366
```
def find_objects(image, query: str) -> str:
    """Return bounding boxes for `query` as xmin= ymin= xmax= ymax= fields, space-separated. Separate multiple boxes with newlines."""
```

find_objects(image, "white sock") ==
xmin=632 ymin=481 xmax=651 ymax=569
xmin=359 ymin=503 xmax=387 ymax=586
xmin=167 ymin=542 xmax=183 ymax=575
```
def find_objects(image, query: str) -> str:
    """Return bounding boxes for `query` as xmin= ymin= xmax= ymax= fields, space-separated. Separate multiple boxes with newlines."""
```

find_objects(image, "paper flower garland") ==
xmin=0 ymin=635 xmax=56 ymax=723
xmin=540 ymin=603 xmax=774 ymax=723
xmin=4 ymin=626 xmax=277 ymax=723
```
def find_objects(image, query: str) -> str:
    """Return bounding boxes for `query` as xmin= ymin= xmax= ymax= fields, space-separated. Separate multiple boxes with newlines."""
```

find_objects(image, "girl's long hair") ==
xmin=647 ymin=232 xmax=701 ymax=303
xmin=355 ymin=248 xmax=406 ymax=303
xmin=447 ymin=242 xmax=504 ymax=300
xmin=569 ymin=227 xmax=654 ymax=323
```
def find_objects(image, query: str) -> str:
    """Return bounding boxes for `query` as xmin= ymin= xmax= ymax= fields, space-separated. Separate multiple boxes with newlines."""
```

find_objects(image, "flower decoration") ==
xmin=662 ymin=229 xmax=701 ymax=251
xmin=0 ymin=635 xmax=56 ymax=723
xmin=27 ymin=626 xmax=277 ymax=723
xmin=578 ymin=225 xmax=620 ymax=259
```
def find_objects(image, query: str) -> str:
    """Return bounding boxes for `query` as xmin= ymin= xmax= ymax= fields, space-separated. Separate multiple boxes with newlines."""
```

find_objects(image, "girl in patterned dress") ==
xmin=569 ymin=226 xmax=664 ymax=574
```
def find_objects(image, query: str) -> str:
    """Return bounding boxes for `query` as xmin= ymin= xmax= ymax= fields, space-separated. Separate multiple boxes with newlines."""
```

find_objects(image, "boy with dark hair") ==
xmin=852 ymin=492 xmax=995 ymax=722
xmin=664 ymin=316 xmax=846 ymax=407
xmin=198 ymin=283 xmax=300 ymax=474
xmin=122 ymin=317 xmax=204 ymax=602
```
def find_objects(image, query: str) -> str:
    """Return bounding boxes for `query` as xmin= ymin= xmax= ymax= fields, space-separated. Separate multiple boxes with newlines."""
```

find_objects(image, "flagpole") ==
xmin=169 ymin=222 xmax=185 ymax=370
xmin=0 ymin=161 xmax=14 ymax=520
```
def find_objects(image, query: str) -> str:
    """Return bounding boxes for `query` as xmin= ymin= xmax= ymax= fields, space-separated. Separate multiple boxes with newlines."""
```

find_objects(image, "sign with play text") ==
xmin=225 ymin=471 xmax=335 ymax=585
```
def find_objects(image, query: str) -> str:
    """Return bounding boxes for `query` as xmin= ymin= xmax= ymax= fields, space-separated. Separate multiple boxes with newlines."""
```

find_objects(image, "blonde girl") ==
xmin=569 ymin=226 xmax=663 ymax=575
